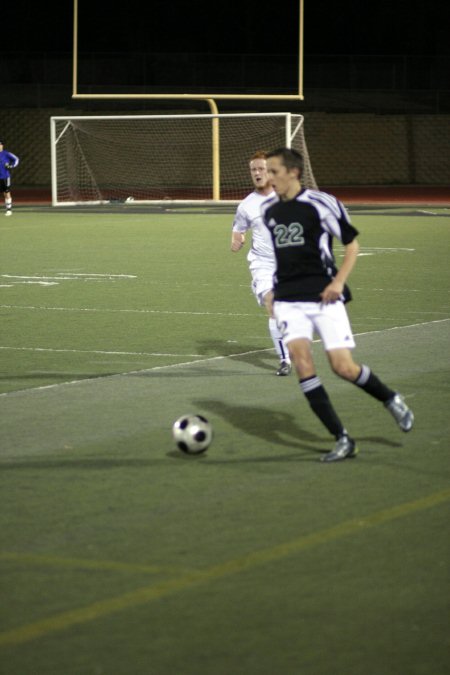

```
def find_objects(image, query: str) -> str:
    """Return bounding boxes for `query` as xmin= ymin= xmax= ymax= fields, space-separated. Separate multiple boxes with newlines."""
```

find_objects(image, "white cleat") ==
xmin=385 ymin=394 xmax=414 ymax=432
xmin=321 ymin=434 xmax=358 ymax=463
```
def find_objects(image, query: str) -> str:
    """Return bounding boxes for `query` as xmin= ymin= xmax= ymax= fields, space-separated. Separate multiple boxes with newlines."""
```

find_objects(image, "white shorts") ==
xmin=249 ymin=258 xmax=276 ymax=307
xmin=273 ymin=300 xmax=356 ymax=351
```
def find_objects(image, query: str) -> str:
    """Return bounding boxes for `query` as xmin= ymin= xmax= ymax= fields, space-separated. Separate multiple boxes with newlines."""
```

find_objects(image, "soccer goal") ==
xmin=50 ymin=113 xmax=317 ymax=206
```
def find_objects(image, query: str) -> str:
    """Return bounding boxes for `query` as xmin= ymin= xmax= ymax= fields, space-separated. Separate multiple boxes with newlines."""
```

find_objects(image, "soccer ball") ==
xmin=172 ymin=414 xmax=213 ymax=454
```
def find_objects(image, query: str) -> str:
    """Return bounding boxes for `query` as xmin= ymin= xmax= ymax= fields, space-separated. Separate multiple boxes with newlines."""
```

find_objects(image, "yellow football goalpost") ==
xmin=71 ymin=0 xmax=305 ymax=200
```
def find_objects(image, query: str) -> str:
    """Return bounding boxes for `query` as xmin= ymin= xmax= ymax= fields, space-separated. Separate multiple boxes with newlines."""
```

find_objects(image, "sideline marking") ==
xmin=0 ymin=281 xmax=59 ymax=286
xmin=358 ymin=247 xmax=414 ymax=251
xmin=1 ymin=488 xmax=449 ymax=648
xmin=0 ymin=346 xmax=203 ymax=357
xmin=0 ymin=304 xmax=258 ymax=317
xmin=0 ymin=348 xmax=273 ymax=397
xmin=1 ymin=274 xmax=137 ymax=280
xmin=0 ymin=319 xmax=448 ymax=398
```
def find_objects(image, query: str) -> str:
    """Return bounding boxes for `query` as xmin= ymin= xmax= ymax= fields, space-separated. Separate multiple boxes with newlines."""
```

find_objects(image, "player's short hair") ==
xmin=267 ymin=147 xmax=304 ymax=177
xmin=250 ymin=150 xmax=268 ymax=162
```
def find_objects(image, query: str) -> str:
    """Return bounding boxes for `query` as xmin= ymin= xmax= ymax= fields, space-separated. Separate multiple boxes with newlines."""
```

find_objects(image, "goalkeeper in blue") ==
xmin=0 ymin=139 xmax=19 ymax=216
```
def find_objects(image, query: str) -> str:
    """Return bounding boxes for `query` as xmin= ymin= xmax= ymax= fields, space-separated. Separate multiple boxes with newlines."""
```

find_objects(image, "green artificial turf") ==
xmin=0 ymin=205 xmax=449 ymax=675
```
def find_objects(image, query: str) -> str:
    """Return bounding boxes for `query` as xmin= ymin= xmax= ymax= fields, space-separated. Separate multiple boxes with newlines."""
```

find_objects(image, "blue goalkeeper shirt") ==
xmin=0 ymin=150 xmax=19 ymax=179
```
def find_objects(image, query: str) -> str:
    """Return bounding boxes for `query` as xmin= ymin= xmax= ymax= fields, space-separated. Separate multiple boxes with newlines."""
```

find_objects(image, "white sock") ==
xmin=5 ymin=198 xmax=12 ymax=211
xmin=268 ymin=317 xmax=290 ymax=363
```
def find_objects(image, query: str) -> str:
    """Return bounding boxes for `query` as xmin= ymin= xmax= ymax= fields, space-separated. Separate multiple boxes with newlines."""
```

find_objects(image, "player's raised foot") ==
xmin=321 ymin=434 xmax=358 ymax=463
xmin=384 ymin=393 xmax=414 ymax=432
xmin=276 ymin=361 xmax=291 ymax=376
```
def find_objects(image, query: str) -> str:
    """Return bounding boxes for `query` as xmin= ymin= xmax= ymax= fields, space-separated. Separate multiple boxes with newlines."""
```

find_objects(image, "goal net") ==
xmin=50 ymin=113 xmax=317 ymax=205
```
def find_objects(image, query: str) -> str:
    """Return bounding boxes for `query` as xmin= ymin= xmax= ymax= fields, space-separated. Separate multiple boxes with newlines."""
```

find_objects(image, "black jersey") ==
xmin=262 ymin=188 xmax=359 ymax=303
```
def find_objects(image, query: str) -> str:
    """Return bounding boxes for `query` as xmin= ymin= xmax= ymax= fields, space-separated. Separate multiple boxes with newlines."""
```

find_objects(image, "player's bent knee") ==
xmin=327 ymin=353 xmax=358 ymax=380
xmin=331 ymin=362 xmax=359 ymax=380
xmin=290 ymin=351 xmax=315 ymax=378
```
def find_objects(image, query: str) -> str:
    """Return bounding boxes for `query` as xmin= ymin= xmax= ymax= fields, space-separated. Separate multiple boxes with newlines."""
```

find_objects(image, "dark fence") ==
xmin=1 ymin=52 xmax=449 ymax=113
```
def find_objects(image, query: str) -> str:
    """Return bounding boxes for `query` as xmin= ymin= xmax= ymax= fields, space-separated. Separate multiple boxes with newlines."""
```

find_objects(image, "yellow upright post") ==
xmin=73 ymin=0 xmax=78 ymax=97
xmin=206 ymin=99 xmax=220 ymax=200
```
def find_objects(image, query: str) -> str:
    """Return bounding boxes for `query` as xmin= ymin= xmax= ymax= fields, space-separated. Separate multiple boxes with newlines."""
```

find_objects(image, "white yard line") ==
xmin=1 ymin=274 xmax=137 ymax=280
xmin=0 ymin=304 xmax=258 ymax=317
xmin=0 ymin=318 xmax=448 ymax=398
xmin=0 ymin=349 xmax=272 ymax=398
xmin=0 ymin=346 xmax=203 ymax=357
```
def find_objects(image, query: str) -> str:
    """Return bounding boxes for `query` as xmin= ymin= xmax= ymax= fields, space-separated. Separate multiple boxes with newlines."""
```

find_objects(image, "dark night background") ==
xmin=2 ymin=0 xmax=448 ymax=111
xmin=0 ymin=3 xmax=448 ymax=201
xmin=5 ymin=0 xmax=445 ymax=56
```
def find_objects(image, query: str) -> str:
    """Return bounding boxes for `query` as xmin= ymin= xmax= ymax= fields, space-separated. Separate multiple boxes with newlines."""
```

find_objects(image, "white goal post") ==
xmin=50 ymin=113 xmax=317 ymax=206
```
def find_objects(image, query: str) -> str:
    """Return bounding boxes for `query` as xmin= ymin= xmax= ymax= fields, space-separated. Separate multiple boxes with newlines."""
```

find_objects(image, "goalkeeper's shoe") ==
xmin=384 ymin=393 xmax=414 ymax=432
xmin=321 ymin=434 xmax=358 ymax=463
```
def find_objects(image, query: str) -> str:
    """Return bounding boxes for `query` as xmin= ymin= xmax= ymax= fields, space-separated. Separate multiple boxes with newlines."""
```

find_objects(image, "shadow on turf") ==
xmin=196 ymin=339 xmax=277 ymax=373
xmin=192 ymin=398 xmax=402 ymax=453
xmin=0 ymin=398 xmax=402 ymax=471
xmin=0 ymin=435 xmax=403 ymax=471
xmin=194 ymin=398 xmax=321 ymax=450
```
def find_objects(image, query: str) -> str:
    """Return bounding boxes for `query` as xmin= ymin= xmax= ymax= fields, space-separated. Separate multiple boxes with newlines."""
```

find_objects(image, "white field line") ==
xmin=0 ymin=346 xmax=203 ymax=357
xmin=2 ymin=274 xmax=137 ymax=280
xmin=0 ymin=318 xmax=448 ymax=398
xmin=0 ymin=349 xmax=273 ymax=398
xmin=0 ymin=304 xmax=258 ymax=317
xmin=356 ymin=247 xmax=415 ymax=251
xmin=0 ymin=273 xmax=137 ymax=287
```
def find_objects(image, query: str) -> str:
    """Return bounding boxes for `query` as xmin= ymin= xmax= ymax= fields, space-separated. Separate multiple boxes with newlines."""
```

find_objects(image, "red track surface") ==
xmin=13 ymin=186 xmax=450 ymax=206
xmin=323 ymin=186 xmax=450 ymax=206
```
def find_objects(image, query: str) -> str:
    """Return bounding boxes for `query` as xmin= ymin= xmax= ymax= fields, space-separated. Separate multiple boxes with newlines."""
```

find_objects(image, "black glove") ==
xmin=5 ymin=163 xmax=13 ymax=170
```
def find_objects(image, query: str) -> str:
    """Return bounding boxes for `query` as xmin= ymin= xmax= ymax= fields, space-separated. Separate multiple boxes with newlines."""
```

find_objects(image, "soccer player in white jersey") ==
xmin=231 ymin=151 xmax=291 ymax=376
xmin=0 ymin=140 xmax=19 ymax=216
xmin=262 ymin=147 xmax=414 ymax=462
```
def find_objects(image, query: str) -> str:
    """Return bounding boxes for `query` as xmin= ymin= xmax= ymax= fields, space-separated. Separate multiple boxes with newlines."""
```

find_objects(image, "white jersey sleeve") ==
xmin=232 ymin=190 xmax=276 ymax=262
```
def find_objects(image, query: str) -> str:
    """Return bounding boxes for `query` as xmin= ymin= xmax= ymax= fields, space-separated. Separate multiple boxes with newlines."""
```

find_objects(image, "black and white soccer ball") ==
xmin=172 ymin=414 xmax=213 ymax=454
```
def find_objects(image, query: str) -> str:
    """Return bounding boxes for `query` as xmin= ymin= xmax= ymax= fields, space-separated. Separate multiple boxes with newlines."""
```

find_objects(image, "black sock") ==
xmin=300 ymin=376 xmax=346 ymax=439
xmin=354 ymin=365 xmax=395 ymax=402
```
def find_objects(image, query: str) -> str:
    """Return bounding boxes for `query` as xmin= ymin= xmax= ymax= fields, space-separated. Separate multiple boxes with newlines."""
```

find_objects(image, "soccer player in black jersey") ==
xmin=262 ymin=148 xmax=414 ymax=462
